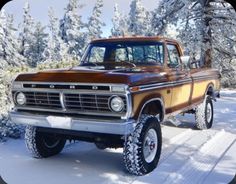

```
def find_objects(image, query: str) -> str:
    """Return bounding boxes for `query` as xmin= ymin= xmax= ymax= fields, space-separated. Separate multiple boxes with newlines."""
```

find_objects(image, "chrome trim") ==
xmin=138 ymin=97 xmax=165 ymax=122
xmin=108 ymin=95 xmax=126 ymax=113
xmin=131 ymin=79 xmax=192 ymax=92
xmin=60 ymin=92 xmax=66 ymax=111
xmin=13 ymin=81 xmax=129 ymax=93
xmin=130 ymin=76 xmax=218 ymax=93
xmin=13 ymin=107 xmax=126 ymax=117
xmin=125 ymin=92 xmax=133 ymax=120
xmin=10 ymin=111 xmax=135 ymax=135
xmin=193 ymin=76 xmax=218 ymax=82
xmin=13 ymin=88 xmax=127 ymax=95
xmin=13 ymin=91 xmax=19 ymax=105
xmin=94 ymin=94 xmax=99 ymax=110
xmin=12 ymin=89 xmax=131 ymax=119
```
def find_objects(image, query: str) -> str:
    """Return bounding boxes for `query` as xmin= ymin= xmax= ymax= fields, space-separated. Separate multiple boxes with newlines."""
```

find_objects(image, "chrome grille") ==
xmin=13 ymin=91 xmax=128 ymax=116
xmin=64 ymin=93 xmax=127 ymax=113
xmin=23 ymin=92 xmax=61 ymax=109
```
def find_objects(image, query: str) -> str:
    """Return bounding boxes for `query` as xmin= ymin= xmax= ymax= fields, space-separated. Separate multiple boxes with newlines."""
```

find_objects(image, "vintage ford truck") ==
xmin=10 ymin=36 xmax=220 ymax=175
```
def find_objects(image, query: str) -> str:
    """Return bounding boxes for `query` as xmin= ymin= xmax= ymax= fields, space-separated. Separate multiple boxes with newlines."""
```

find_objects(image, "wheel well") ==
xmin=206 ymin=85 xmax=214 ymax=97
xmin=141 ymin=100 xmax=164 ymax=121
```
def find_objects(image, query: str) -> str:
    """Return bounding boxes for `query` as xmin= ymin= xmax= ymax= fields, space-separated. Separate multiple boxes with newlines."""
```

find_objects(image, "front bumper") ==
xmin=9 ymin=111 xmax=135 ymax=135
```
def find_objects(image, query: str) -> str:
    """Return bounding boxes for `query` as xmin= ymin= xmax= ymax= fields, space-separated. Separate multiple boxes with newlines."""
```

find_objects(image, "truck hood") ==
xmin=15 ymin=66 xmax=168 ymax=87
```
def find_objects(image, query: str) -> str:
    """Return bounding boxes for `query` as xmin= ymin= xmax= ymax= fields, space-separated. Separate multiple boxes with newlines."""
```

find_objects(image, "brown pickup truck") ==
xmin=10 ymin=36 xmax=221 ymax=175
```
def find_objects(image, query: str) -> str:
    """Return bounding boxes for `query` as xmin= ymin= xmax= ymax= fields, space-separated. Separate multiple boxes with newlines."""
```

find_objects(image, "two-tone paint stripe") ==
xmin=130 ymin=79 xmax=192 ymax=92
xmin=130 ymin=76 xmax=219 ymax=92
xmin=193 ymin=75 xmax=219 ymax=82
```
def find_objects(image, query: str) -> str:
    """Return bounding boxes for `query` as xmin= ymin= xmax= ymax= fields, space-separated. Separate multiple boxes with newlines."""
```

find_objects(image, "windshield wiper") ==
xmin=118 ymin=61 xmax=136 ymax=68
xmin=80 ymin=62 xmax=98 ymax=67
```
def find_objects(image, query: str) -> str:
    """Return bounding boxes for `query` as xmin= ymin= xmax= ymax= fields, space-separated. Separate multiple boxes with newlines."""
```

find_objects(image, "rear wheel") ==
xmin=25 ymin=126 xmax=66 ymax=158
xmin=195 ymin=95 xmax=213 ymax=130
xmin=95 ymin=142 xmax=107 ymax=150
xmin=123 ymin=115 xmax=162 ymax=176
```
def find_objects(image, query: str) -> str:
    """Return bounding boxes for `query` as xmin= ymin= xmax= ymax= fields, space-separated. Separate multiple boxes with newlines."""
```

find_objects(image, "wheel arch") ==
xmin=136 ymin=96 xmax=165 ymax=122
xmin=205 ymin=83 xmax=216 ymax=100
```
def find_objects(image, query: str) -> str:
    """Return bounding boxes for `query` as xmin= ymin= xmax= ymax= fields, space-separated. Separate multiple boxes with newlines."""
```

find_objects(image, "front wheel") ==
xmin=25 ymin=126 xmax=66 ymax=158
xmin=195 ymin=95 xmax=214 ymax=130
xmin=123 ymin=115 xmax=162 ymax=176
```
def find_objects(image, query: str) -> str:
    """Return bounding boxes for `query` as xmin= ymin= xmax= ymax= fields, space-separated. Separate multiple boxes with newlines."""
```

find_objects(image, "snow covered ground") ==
xmin=0 ymin=90 xmax=236 ymax=184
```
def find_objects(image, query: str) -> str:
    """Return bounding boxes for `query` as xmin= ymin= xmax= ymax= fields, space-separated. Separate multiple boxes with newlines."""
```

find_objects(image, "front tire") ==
xmin=195 ymin=95 xmax=214 ymax=130
xmin=25 ymin=126 xmax=66 ymax=158
xmin=123 ymin=115 xmax=162 ymax=176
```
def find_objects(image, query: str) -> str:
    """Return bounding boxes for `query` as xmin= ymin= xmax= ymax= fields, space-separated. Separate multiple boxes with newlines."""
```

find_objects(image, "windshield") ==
xmin=81 ymin=41 xmax=164 ymax=67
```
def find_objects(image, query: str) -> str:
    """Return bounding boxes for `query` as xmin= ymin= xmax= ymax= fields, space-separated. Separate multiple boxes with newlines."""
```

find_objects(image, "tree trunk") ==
xmin=201 ymin=0 xmax=236 ymax=68
xmin=201 ymin=0 xmax=213 ymax=68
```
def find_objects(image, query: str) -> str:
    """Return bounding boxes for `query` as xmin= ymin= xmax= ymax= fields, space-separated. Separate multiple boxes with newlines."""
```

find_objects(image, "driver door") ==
xmin=166 ymin=43 xmax=192 ymax=113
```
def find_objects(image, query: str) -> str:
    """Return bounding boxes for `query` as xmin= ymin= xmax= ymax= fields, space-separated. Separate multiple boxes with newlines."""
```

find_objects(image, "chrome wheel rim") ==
xmin=143 ymin=129 xmax=158 ymax=163
xmin=206 ymin=103 xmax=212 ymax=123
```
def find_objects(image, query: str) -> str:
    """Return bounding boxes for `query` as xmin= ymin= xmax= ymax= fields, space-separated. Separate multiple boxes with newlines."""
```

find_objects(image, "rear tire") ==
xmin=195 ymin=95 xmax=213 ymax=130
xmin=25 ymin=126 xmax=66 ymax=158
xmin=95 ymin=142 xmax=107 ymax=150
xmin=123 ymin=115 xmax=162 ymax=176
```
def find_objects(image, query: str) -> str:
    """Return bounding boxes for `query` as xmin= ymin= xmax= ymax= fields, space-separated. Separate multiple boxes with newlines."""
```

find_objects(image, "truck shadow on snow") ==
xmin=48 ymin=135 xmax=235 ymax=184
xmin=1 ymin=96 xmax=235 ymax=184
xmin=1 ymin=129 xmax=235 ymax=184
xmin=163 ymin=96 xmax=236 ymax=135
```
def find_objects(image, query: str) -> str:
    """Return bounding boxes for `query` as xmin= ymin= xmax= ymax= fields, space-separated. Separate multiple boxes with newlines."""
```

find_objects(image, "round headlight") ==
xmin=110 ymin=96 xmax=124 ymax=112
xmin=16 ymin=92 xmax=26 ymax=105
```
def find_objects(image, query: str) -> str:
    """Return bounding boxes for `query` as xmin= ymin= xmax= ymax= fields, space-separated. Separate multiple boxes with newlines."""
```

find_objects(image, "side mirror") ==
xmin=180 ymin=56 xmax=190 ymax=69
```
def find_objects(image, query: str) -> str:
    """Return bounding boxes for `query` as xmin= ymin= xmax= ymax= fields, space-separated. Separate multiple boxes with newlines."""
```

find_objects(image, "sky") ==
xmin=3 ymin=0 xmax=159 ymax=37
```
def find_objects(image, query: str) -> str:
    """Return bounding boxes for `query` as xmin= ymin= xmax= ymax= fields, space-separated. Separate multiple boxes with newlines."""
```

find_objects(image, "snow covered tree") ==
xmin=128 ymin=0 xmax=150 ymax=36
xmin=27 ymin=22 xmax=48 ymax=67
xmin=0 ymin=10 xmax=24 ymax=68
xmin=44 ymin=8 xmax=69 ymax=63
xmin=59 ymin=0 xmax=85 ymax=59
xmin=151 ymin=0 xmax=185 ymax=36
xmin=86 ymin=0 xmax=105 ymax=41
xmin=0 ymin=11 xmax=7 ymax=68
xmin=111 ymin=4 xmax=129 ymax=37
xmin=151 ymin=0 xmax=236 ymax=86
xmin=18 ymin=2 xmax=34 ymax=66
xmin=153 ymin=0 xmax=236 ymax=68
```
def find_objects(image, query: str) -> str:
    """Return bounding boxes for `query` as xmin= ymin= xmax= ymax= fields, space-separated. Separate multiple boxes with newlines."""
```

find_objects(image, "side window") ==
xmin=144 ymin=45 xmax=164 ymax=64
xmin=167 ymin=44 xmax=181 ymax=68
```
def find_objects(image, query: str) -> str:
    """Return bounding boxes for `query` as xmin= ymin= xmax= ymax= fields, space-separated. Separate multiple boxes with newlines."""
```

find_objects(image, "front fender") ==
xmin=131 ymin=92 xmax=165 ymax=121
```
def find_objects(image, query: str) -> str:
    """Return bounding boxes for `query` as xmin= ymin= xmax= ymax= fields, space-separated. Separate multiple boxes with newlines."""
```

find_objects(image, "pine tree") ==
xmin=128 ymin=0 xmax=150 ymax=36
xmin=111 ymin=4 xmax=129 ymax=37
xmin=27 ymin=22 xmax=48 ymax=67
xmin=59 ymin=0 xmax=85 ymax=59
xmin=151 ymin=0 xmax=185 ymax=36
xmin=153 ymin=0 xmax=236 ymax=86
xmin=18 ymin=2 xmax=34 ymax=66
xmin=44 ymin=8 xmax=69 ymax=63
xmin=0 ymin=11 xmax=7 ymax=68
xmin=86 ymin=0 xmax=105 ymax=41
xmin=153 ymin=0 xmax=236 ymax=67
xmin=0 ymin=10 xmax=24 ymax=68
